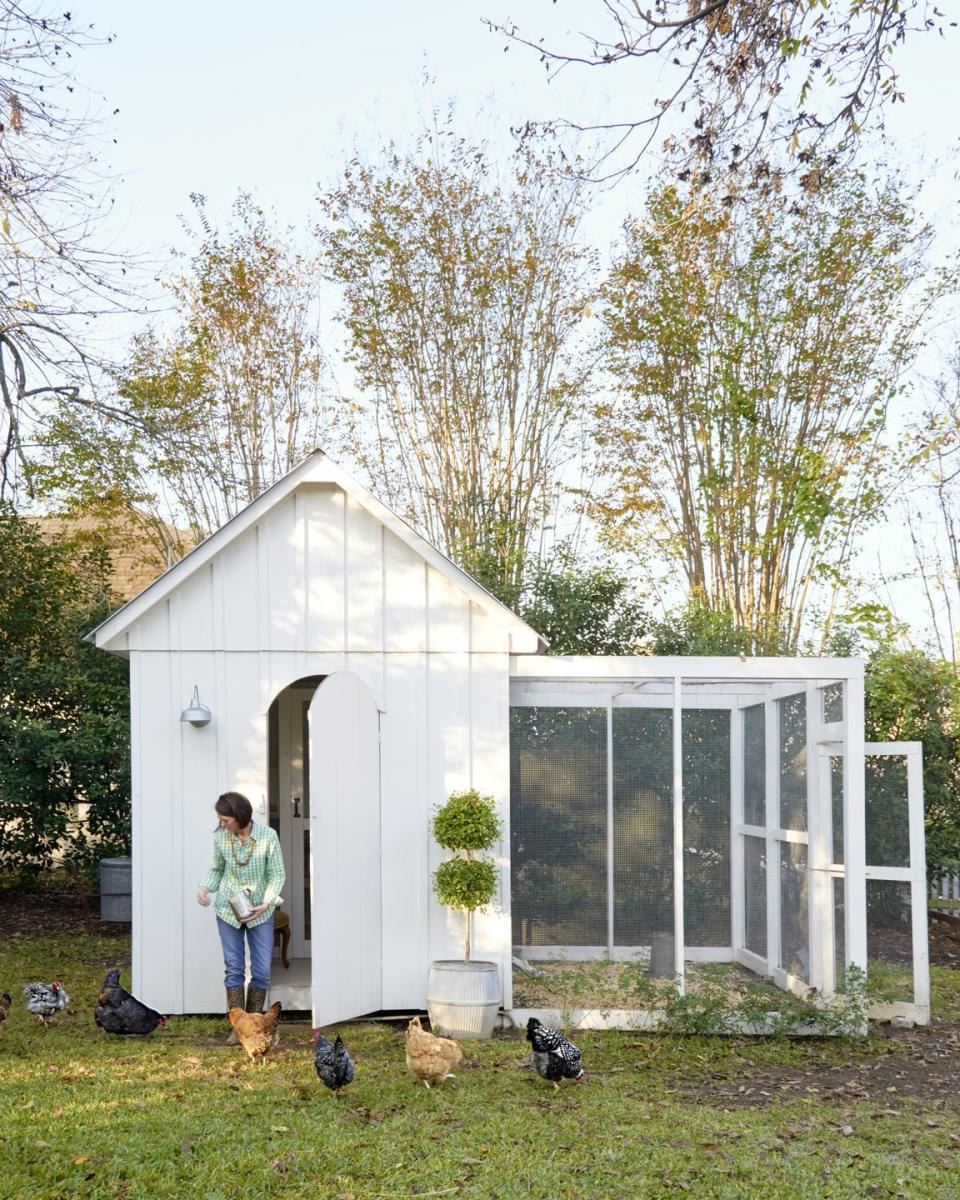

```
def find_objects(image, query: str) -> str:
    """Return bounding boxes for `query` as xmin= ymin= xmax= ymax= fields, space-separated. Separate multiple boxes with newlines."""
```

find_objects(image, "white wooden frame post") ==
xmin=606 ymin=698 xmax=615 ymax=957
xmin=729 ymin=698 xmax=745 ymax=968
xmin=844 ymin=673 xmax=868 ymax=983
xmin=672 ymin=674 xmax=685 ymax=992
xmin=764 ymin=696 xmax=782 ymax=983
xmin=806 ymin=681 xmax=831 ymax=996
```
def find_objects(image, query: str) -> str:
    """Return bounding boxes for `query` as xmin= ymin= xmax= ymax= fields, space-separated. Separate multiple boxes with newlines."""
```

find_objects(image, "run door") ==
xmin=308 ymin=672 xmax=382 ymax=1026
xmin=862 ymin=741 xmax=929 ymax=1024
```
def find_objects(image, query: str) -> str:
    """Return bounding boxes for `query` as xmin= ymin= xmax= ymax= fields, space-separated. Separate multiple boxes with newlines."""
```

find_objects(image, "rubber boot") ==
xmin=225 ymin=985 xmax=245 ymax=1044
xmin=245 ymin=986 xmax=267 ymax=1014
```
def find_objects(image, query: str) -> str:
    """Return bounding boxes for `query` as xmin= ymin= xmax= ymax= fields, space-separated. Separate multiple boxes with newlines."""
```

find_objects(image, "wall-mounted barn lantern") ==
xmin=180 ymin=685 xmax=212 ymax=728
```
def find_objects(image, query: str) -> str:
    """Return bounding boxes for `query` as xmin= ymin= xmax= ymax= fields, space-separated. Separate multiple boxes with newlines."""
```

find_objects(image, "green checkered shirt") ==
xmin=199 ymin=821 xmax=286 ymax=929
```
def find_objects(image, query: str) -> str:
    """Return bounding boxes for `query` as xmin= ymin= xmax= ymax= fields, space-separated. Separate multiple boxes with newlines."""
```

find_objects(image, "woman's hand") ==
xmin=240 ymin=902 xmax=269 ymax=922
xmin=196 ymin=886 xmax=212 ymax=907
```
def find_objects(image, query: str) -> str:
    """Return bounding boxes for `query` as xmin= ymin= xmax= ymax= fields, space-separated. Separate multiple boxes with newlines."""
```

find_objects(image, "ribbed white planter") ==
xmin=426 ymin=960 xmax=501 ymax=1039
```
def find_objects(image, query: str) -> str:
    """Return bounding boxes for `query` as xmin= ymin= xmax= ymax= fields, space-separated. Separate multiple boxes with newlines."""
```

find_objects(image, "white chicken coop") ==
xmin=87 ymin=452 xmax=929 ymax=1028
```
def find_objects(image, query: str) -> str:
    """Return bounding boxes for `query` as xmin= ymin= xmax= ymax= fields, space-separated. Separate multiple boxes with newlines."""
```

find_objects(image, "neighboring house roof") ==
xmin=85 ymin=450 xmax=547 ymax=653
xmin=25 ymin=510 xmax=195 ymax=603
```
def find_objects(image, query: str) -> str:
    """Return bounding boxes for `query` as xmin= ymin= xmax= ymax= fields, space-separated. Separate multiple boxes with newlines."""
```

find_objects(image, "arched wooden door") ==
xmin=308 ymin=672 xmax=382 ymax=1026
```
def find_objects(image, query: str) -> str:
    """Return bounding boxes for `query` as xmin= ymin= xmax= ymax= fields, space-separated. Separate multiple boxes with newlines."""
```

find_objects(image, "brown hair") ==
xmin=214 ymin=792 xmax=253 ymax=830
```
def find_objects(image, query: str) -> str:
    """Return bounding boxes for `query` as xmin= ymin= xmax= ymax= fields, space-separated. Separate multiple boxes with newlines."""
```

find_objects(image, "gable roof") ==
xmin=85 ymin=450 xmax=547 ymax=653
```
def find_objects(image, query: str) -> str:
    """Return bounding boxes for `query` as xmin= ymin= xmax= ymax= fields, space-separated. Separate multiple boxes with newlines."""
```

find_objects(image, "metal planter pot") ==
xmin=426 ymin=960 xmax=501 ymax=1039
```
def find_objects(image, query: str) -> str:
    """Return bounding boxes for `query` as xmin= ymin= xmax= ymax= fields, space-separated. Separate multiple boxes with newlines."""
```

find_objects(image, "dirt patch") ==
xmin=666 ymin=1023 xmax=960 ymax=1110
xmin=929 ymin=910 xmax=960 ymax=966
xmin=513 ymin=960 xmax=781 ymax=1010
xmin=0 ymin=887 xmax=129 ymax=940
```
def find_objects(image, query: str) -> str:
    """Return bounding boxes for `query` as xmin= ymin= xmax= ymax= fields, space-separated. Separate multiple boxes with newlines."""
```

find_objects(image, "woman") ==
xmin=196 ymin=792 xmax=285 ymax=1023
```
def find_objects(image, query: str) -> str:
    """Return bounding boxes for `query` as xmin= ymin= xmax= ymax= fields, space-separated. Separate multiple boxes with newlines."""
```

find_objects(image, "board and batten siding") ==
xmin=125 ymin=484 xmax=518 ymax=1013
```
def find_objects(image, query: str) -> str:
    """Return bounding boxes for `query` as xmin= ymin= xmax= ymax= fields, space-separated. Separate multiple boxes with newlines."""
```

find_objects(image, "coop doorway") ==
xmin=268 ymin=677 xmax=323 ymax=1004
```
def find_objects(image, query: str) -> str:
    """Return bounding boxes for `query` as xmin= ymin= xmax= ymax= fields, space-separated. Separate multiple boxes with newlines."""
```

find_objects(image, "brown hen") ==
xmin=227 ymin=1001 xmax=282 ymax=1063
xmin=404 ymin=1016 xmax=463 ymax=1088
xmin=0 ymin=992 xmax=10 ymax=1036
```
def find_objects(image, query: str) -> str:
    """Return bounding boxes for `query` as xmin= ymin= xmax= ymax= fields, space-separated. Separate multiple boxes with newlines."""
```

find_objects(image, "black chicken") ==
xmin=94 ymin=968 xmax=166 ymax=1036
xmin=525 ymin=1017 xmax=584 ymax=1089
xmin=312 ymin=1031 xmax=355 ymax=1097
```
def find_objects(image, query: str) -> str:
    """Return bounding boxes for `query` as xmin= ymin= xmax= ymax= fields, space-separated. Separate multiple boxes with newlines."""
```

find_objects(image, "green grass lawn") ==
xmin=2 ymin=927 xmax=960 ymax=1199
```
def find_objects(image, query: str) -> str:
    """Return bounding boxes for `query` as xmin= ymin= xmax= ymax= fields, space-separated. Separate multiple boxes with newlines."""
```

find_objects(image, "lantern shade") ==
xmin=180 ymin=685 xmax=211 ymax=727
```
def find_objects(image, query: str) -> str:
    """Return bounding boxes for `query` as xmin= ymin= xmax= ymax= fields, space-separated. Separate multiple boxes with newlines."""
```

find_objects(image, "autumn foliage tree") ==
xmin=319 ymin=128 xmax=596 ymax=603
xmin=598 ymin=169 xmax=953 ymax=650
xmin=43 ymin=194 xmax=332 ymax=546
xmin=488 ymin=1 xmax=951 ymax=180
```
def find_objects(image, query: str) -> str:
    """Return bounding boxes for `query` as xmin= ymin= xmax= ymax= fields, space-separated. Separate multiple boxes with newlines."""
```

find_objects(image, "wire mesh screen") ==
xmin=865 ymin=756 xmax=911 ymax=868
xmin=510 ymin=707 xmax=608 ymax=947
xmin=822 ymin=682 xmax=844 ymax=723
xmin=831 ymin=755 xmax=844 ymax=865
xmin=682 ymin=708 xmax=731 ymax=947
xmin=743 ymin=704 xmax=766 ymax=826
xmin=867 ymin=879 xmax=914 ymax=1004
xmin=833 ymin=876 xmax=846 ymax=987
xmin=778 ymin=693 xmax=807 ymax=831
xmin=779 ymin=841 xmax=809 ymax=979
xmin=612 ymin=708 xmax=673 ymax=948
xmin=743 ymin=835 xmax=767 ymax=959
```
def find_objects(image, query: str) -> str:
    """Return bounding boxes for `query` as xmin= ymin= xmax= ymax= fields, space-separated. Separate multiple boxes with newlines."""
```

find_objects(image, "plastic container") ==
xmin=99 ymin=857 xmax=132 ymax=923
xmin=426 ymin=960 xmax=501 ymax=1039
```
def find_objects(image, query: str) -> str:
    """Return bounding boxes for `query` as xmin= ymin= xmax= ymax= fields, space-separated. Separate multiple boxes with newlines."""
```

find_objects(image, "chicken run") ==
xmin=508 ymin=664 xmax=930 ymax=1029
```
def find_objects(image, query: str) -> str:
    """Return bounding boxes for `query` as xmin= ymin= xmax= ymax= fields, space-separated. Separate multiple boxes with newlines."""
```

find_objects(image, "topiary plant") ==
xmin=431 ymin=789 xmax=502 ymax=962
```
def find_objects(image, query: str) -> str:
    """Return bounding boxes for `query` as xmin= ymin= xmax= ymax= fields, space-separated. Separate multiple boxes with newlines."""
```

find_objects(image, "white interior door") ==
xmin=276 ymin=686 xmax=314 ymax=958
xmin=309 ymin=672 xmax=382 ymax=1026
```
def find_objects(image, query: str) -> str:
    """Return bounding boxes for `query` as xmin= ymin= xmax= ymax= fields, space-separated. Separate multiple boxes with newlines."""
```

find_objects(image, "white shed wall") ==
xmin=126 ymin=483 xmax=517 ymax=1014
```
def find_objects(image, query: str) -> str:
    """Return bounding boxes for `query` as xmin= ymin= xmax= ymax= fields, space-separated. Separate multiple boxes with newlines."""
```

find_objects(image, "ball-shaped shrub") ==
xmin=432 ymin=857 xmax=499 ymax=913
xmin=431 ymin=789 xmax=502 ymax=852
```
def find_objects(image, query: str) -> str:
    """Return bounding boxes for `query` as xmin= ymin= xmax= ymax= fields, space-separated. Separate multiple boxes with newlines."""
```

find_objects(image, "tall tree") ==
xmin=598 ymin=169 xmax=953 ymax=650
xmin=899 ymin=347 xmax=960 ymax=663
xmin=519 ymin=550 xmax=648 ymax=654
xmin=0 ymin=3 xmax=126 ymax=503
xmin=319 ymin=128 xmax=596 ymax=603
xmin=45 ymin=194 xmax=332 ymax=543
xmin=488 ymin=1 xmax=951 ymax=180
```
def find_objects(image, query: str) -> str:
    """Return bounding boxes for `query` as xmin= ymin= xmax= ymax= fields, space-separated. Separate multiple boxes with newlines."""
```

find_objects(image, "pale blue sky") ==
xmin=69 ymin=2 xmax=960 ymax=642
xmin=79 ymin=1 xmax=959 ymax=265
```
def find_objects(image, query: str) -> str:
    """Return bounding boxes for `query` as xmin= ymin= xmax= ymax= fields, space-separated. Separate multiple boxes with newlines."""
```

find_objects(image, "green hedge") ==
xmin=0 ymin=507 xmax=130 ymax=881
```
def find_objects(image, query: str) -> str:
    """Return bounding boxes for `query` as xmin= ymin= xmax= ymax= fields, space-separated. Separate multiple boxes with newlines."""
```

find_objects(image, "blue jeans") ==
xmin=217 ymin=916 xmax=274 ymax=991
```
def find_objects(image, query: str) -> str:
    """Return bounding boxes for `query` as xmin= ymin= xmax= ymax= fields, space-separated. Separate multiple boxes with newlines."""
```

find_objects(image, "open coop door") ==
xmin=308 ymin=672 xmax=383 ymax=1027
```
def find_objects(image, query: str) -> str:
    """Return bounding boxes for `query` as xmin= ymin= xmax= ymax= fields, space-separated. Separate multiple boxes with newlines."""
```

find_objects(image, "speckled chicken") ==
xmin=95 ymin=968 xmax=166 ymax=1036
xmin=227 ymin=1001 xmax=282 ymax=1063
xmin=23 ymin=981 xmax=71 ymax=1026
xmin=313 ymin=1031 xmax=355 ymax=1096
xmin=404 ymin=1016 xmax=463 ymax=1088
xmin=0 ymin=992 xmax=11 ymax=1036
xmin=525 ymin=1017 xmax=584 ymax=1089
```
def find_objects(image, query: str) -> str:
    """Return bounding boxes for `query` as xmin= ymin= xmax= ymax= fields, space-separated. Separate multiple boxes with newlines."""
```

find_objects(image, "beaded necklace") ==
xmin=230 ymin=829 xmax=256 ymax=869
